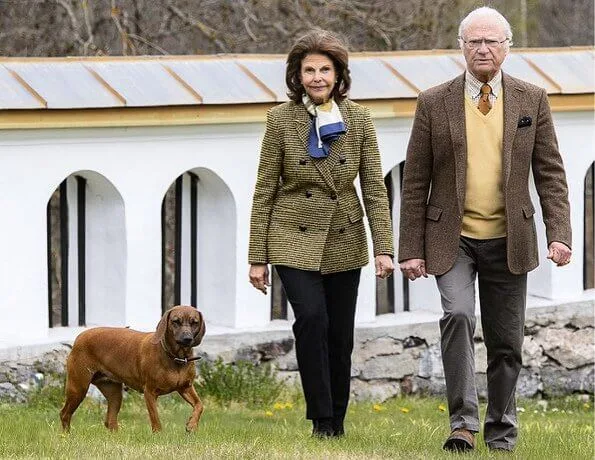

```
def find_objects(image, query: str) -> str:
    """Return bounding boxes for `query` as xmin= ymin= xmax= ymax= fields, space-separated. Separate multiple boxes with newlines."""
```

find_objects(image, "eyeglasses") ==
xmin=459 ymin=38 xmax=510 ymax=50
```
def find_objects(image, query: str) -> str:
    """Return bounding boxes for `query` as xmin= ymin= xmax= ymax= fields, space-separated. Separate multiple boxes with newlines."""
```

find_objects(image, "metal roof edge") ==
xmin=1 ymin=47 xmax=592 ymax=110
xmin=0 ymin=94 xmax=592 ymax=130
xmin=0 ymin=46 xmax=592 ymax=63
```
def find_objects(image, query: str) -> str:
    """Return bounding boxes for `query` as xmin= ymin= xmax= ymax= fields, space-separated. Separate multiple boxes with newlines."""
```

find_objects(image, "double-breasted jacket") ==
xmin=249 ymin=99 xmax=394 ymax=274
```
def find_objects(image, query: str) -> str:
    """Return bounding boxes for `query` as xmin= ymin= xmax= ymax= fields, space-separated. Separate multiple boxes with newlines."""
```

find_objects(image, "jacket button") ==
xmin=305 ymin=191 xmax=312 ymax=198
xmin=339 ymin=155 xmax=346 ymax=164
xmin=299 ymin=225 xmax=307 ymax=232
xmin=299 ymin=159 xmax=307 ymax=165
xmin=339 ymin=228 xmax=345 ymax=234
xmin=330 ymin=193 xmax=337 ymax=200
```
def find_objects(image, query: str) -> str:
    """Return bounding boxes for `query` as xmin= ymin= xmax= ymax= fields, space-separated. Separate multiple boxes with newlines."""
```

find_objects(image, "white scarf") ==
xmin=302 ymin=94 xmax=346 ymax=158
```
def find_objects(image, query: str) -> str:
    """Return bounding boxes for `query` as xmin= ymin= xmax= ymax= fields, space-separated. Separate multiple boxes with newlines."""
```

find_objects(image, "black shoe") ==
xmin=312 ymin=417 xmax=334 ymax=438
xmin=332 ymin=417 xmax=345 ymax=437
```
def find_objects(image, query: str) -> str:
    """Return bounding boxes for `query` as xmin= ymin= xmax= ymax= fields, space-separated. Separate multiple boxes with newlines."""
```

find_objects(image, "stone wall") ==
xmin=0 ymin=301 xmax=593 ymax=403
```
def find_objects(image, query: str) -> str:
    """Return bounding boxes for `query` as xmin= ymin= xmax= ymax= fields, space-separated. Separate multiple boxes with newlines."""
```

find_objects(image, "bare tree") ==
xmin=0 ymin=0 xmax=592 ymax=57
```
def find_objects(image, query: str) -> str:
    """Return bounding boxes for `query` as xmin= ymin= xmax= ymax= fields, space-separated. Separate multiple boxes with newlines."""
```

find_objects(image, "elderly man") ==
xmin=398 ymin=6 xmax=571 ymax=452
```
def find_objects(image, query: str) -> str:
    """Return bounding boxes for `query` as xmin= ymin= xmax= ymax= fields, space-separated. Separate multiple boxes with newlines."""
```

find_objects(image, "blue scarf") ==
xmin=302 ymin=94 xmax=346 ymax=158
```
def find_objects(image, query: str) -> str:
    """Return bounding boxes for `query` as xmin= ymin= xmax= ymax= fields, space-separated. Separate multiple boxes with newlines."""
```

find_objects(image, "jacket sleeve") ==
xmin=359 ymin=107 xmax=394 ymax=257
xmin=531 ymin=89 xmax=572 ymax=249
xmin=398 ymin=92 xmax=433 ymax=263
xmin=248 ymin=108 xmax=283 ymax=264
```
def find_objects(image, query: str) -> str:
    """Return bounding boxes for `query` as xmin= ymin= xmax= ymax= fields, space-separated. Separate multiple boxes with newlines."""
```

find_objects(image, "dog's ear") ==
xmin=151 ymin=308 xmax=172 ymax=344
xmin=192 ymin=310 xmax=206 ymax=347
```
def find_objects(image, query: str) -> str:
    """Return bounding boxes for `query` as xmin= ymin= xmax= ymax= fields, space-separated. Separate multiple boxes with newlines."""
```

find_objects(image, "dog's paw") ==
xmin=185 ymin=422 xmax=198 ymax=433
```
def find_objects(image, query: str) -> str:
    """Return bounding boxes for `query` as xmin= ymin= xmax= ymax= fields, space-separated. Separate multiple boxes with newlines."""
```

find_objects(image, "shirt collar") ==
xmin=465 ymin=70 xmax=502 ymax=98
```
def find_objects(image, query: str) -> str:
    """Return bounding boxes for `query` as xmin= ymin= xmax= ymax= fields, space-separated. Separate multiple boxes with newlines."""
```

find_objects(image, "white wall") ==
xmin=83 ymin=171 xmax=127 ymax=326
xmin=62 ymin=171 xmax=126 ymax=327
xmin=527 ymin=111 xmax=595 ymax=299
xmin=0 ymin=108 xmax=592 ymax=348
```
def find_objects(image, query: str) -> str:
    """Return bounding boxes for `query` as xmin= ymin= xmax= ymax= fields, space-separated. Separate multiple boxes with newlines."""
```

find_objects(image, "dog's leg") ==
xmin=143 ymin=389 xmax=162 ymax=432
xmin=178 ymin=385 xmax=203 ymax=432
xmin=95 ymin=381 xmax=123 ymax=431
xmin=60 ymin=363 xmax=92 ymax=431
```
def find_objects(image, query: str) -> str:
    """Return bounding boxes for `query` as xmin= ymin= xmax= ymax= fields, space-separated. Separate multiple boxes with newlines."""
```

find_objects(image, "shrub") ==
xmin=196 ymin=358 xmax=285 ymax=408
xmin=27 ymin=382 xmax=65 ymax=409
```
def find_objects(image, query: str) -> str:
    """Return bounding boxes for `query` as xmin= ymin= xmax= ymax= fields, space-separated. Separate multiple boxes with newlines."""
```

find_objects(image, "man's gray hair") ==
xmin=458 ymin=6 xmax=513 ymax=44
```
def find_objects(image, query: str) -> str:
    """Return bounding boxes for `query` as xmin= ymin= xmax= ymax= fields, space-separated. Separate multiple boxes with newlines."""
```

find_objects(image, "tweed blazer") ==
xmin=249 ymin=99 xmax=394 ymax=274
xmin=398 ymin=73 xmax=571 ymax=275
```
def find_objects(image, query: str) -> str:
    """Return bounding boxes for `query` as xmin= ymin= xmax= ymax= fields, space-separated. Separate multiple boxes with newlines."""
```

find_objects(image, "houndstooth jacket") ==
xmin=248 ymin=98 xmax=394 ymax=274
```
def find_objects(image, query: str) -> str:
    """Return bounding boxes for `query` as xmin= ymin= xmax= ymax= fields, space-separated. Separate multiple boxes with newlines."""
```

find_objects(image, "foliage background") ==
xmin=1 ymin=0 xmax=593 ymax=57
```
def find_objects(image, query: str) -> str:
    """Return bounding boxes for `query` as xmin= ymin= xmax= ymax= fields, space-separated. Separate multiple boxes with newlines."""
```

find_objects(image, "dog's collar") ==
xmin=160 ymin=338 xmax=201 ymax=365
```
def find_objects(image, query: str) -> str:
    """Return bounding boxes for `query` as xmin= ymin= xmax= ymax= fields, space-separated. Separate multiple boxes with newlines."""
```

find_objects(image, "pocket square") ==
xmin=517 ymin=116 xmax=532 ymax=128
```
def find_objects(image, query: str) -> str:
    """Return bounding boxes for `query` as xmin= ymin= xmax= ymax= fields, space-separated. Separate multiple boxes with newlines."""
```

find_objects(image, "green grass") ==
xmin=0 ymin=386 xmax=592 ymax=459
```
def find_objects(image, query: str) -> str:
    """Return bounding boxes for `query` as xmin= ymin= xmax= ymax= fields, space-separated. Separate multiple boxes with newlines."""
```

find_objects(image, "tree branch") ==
xmin=128 ymin=33 xmax=169 ymax=55
xmin=166 ymin=0 xmax=227 ymax=52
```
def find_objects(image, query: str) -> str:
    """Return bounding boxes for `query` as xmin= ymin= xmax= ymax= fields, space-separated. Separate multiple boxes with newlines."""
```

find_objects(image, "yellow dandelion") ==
xmin=373 ymin=404 xmax=386 ymax=412
xmin=265 ymin=410 xmax=274 ymax=417
xmin=273 ymin=402 xmax=285 ymax=410
xmin=284 ymin=402 xmax=294 ymax=409
xmin=583 ymin=403 xmax=591 ymax=410
xmin=400 ymin=407 xmax=410 ymax=413
xmin=438 ymin=404 xmax=447 ymax=412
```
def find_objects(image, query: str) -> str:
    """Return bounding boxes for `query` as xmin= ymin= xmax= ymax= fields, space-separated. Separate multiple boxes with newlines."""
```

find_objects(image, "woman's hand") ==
xmin=375 ymin=255 xmax=395 ymax=279
xmin=249 ymin=264 xmax=270 ymax=294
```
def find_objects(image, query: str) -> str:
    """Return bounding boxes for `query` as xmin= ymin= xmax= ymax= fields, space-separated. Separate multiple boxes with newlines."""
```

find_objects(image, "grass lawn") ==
xmin=0 ymin=387 xmax=592 ymax=459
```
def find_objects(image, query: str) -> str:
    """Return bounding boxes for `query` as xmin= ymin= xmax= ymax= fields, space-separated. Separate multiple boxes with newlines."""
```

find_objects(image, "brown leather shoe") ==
xmin=443 ymin=428 xmax=475 ymax=452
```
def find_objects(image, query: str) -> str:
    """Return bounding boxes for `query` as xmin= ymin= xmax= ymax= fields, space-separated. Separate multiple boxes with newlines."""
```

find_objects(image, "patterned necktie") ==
xmin=478 ymin=83 xmax=492 ymax=115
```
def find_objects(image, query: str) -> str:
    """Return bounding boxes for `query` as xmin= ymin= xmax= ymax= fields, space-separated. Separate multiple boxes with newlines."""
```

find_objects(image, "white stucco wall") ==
xmin=527 ymin=111 xmax=595 ymax=300
xmin=0 ymin=108 xmax=592 ymax=348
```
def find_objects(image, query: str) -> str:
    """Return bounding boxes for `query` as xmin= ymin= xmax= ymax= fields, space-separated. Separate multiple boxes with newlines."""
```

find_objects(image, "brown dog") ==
xmin=60 ymin=305 xmax=206 ymax=432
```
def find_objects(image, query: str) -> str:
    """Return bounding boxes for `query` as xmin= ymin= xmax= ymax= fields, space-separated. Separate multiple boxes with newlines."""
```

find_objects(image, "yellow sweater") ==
xmin=461 ymin=93 xmax=506 ymax=239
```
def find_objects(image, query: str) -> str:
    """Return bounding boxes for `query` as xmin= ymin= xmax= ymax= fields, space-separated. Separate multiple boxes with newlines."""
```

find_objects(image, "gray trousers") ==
xmin=436 ymin=236 xmax=527 ymax=450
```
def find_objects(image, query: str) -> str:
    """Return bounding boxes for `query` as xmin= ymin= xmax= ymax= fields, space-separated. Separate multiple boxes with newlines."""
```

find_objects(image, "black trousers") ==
xmin=275 ymin=265 xmax=361 ymax=421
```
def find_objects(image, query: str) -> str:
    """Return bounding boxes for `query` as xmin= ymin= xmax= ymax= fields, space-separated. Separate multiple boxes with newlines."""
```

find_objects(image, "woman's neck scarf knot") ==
xmin=302 ymin=94 xmax=346 ymax=158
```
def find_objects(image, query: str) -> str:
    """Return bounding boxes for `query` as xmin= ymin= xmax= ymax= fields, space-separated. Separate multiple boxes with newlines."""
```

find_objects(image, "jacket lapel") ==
xmin=444 ymin=74 xmax=467 ymax=214
xmin=327 ymin=100 xmax=349 ymax=170
xmin=502 ymin=73 xmax=522 ymax=189
xmin=293 ymin=103 xmax=311 ymax=150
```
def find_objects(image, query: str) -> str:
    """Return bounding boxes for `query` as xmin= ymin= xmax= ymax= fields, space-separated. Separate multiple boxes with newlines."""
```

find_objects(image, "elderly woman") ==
xmin=248 ymin=30 xmax=394 ymax=438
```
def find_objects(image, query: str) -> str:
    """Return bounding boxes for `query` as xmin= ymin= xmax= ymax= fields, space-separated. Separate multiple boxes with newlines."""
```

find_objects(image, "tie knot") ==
xmin=480 ymin=84 xmax=492 ymax=95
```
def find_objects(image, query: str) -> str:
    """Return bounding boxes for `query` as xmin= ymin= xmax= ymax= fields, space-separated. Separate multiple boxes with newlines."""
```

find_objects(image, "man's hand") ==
xmin=547 ymin=241 xmax=572 ymax=267
xmin=399 ymin=258 xmax=427 ymax=281
xmin=249 ymin=264 xmax=270 ymax=294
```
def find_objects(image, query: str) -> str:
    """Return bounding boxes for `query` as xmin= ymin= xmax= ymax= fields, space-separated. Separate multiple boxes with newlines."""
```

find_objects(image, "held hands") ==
xmin=375 ymin=255 xmax=395 ymax=279
xmin=399 ymin=258 xmax=427 ymax=281
xmin=547 ymin=241 xmax=572 ymax=267
xmin=249 ymin=263 xmax=270 ymax=294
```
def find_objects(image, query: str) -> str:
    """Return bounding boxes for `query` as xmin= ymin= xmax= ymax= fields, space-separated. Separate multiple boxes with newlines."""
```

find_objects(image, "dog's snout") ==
xmin=177 ymin=334 xmax=193 ymax=346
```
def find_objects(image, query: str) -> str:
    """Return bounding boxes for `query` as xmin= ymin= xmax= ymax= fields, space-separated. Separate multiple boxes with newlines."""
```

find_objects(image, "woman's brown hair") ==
xmin=286 ymin=29 xmax=351 ymax=103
